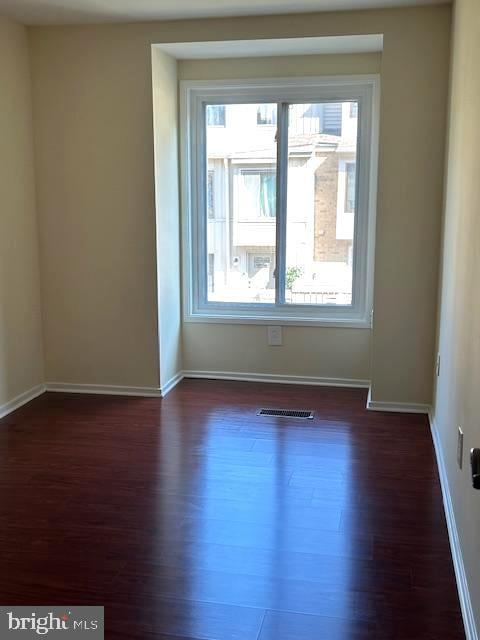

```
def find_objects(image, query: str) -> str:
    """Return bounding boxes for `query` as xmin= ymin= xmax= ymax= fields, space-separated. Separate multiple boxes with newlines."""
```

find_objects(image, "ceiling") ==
xmin=0 ymin=0 xmax=449 ymax=26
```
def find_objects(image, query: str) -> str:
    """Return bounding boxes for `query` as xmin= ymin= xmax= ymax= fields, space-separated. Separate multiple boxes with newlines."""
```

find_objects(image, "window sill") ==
xmin=185 ymin=313 xmax=371 ymax=329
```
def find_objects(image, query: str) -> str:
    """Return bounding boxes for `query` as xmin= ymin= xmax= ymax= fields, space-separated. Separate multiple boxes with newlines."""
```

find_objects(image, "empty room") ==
xmin=0 ymin=0 xmax=479 ymax=637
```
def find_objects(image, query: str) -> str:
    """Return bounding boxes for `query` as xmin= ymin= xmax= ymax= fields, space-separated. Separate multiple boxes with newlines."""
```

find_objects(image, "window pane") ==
xmin=206 ymin=105 xmax=225 ymax=127
xmin=206 ymin=103 xmax=277 ymax=304
xmin=285 ymin=102 xmax=358 ymax=306
xmin=257 ymin=104 xmax=277 ymax=126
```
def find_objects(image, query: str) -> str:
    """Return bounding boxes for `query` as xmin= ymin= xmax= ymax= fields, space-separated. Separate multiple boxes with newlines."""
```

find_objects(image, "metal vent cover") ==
xmin=257 ymin=408 xmax=314 ymax=420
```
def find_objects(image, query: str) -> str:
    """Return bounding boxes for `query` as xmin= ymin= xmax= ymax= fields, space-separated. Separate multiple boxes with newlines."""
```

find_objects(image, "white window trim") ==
xmin=180 ymin=75 xmax=380 ymax=328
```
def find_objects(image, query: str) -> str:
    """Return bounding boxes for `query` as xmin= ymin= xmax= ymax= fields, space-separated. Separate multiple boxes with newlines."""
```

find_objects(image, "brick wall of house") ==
xmin=313 ymin=152 xmax=351 ymax=263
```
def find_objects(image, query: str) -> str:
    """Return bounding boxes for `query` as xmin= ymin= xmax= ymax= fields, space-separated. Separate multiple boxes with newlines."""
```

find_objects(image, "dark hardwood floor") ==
xmin=0 ymin=380 xmax=464 ymax=639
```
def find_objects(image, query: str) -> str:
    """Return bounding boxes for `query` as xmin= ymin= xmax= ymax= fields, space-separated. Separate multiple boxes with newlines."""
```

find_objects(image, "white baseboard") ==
xmin=160 ymin=372 xmax=184 ymax=397
xmin=0 ymin=384 xmax=46 ymax=420
xmin=183 ymin=369 xmax=370 ymax=388
xmin=429 ymin=412 xmax=478 ymax=640
xmin=45 ymin=383 xmax=162 ymax=397
xmin=366 ymin=388 xmax=430 ymax=414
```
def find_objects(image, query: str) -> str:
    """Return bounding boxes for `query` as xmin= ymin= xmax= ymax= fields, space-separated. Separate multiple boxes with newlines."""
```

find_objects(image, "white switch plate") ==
xmin=457 ymin=426 xmax=464 ymax=469
xmin=267 ymin=326 xmax=282 ymax=346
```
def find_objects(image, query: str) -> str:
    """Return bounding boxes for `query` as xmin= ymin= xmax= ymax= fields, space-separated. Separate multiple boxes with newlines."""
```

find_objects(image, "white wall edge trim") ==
xmin=366 ymin=388 xmax=430 ymax=414
xmin=0 ymin=384 xmax=46 ymax=420
xmin=183 ymin=370 xmax=370 ymax=388
xmin=160 ymin=372 xmax=184 ymax=397
xmin=45 ymin=383 xmax=162 ymax=397
xmin=429 ymin=412 xmax=479 ymax=640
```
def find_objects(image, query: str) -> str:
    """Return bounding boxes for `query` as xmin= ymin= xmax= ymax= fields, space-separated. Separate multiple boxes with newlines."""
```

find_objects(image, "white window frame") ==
xmin=180 ymin=75 xmax=380 ymax=327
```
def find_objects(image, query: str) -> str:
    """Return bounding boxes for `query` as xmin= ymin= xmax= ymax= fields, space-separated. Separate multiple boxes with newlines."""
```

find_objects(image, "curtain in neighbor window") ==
xmin=260 ymin=173 xmax=276 ymax=218
xmin=239 ymin=170 xmax=276 ymax=219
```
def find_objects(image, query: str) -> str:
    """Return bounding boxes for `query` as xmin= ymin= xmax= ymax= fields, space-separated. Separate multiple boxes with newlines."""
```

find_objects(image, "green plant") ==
xmin=286 ymin=266 xmax=303 ymax=290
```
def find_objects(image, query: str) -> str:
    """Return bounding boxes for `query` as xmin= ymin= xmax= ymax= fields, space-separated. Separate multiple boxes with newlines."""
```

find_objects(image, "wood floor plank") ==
xmin=150 ymin=542 xmax=412 ymax=592
xmin=99 ymin=598 xmax=265 ymax=640
xmin=0 ymin=380 xmax=465 ymax=639
xmin=111 ymin=563 xmax=381 ymax=620
xmin=258 ymin=610 xmax=375 ymax=640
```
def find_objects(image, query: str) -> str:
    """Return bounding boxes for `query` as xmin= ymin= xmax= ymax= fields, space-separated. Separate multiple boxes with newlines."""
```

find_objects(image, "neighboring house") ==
xmin=206 ymin=101 xmax=358 ymax=304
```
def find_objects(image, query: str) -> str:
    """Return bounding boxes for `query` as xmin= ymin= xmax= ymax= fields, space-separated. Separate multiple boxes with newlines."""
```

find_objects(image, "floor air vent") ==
xmin=257 ymin=408 xmax=314 ymax=420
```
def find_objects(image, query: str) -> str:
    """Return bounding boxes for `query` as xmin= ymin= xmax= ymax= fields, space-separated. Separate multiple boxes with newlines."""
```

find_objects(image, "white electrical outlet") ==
xmin=267 ymin=326 xmax=282 ymax=346
xmin=457 ymin=426 xmax=464 ymax=469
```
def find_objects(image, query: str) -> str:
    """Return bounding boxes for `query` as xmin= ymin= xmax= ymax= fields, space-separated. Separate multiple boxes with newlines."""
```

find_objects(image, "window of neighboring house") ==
xmin=257 ymin=104 xmax=277 ymax=126
xmin=207 ymin=170 xmax=215 ymax=219
xmin=345 ymin=162 xmax=356 ymax=213
xmin=252 ymin=254 xmax=272 ymax=273
xmin=208 ymin=253 xmax=215 ymax=292
xmin=206 ymin=105 xmax=225 ymax=127
xmin=336 ymin=160 xmax=357 ymax=242
xmin=237 ymin=168 xmax=276 ymax=219
xmin=182 ymin=77 xmax=379 ymax=325
xmin=321 ymin=103 xmax=342 ymax=136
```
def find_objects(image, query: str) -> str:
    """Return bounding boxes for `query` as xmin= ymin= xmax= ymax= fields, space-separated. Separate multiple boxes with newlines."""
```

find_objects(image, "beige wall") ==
xmin=183 ymin=323 xmax=370 ymax=381
xmin=0 ymin=16 xmax=44 ymax=407
xmin=28 ymin=6 xmax=451 ymax=402
xmin=432 ymin=0 xmax=480 ymax=630
xmin=369 ymin=14 xmax=451 ymax=405
xmin=178 ymin=51 xmax=381 ymax=80
xmin=152 ymin=49 xmax=182 ymax=390
xmin=29 ymin=24 xmax=161 ymax=388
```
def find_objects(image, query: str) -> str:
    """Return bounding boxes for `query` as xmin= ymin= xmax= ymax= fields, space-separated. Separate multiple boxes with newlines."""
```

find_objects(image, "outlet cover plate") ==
xmin=267 ymin=326 xmax=282 ymax=346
